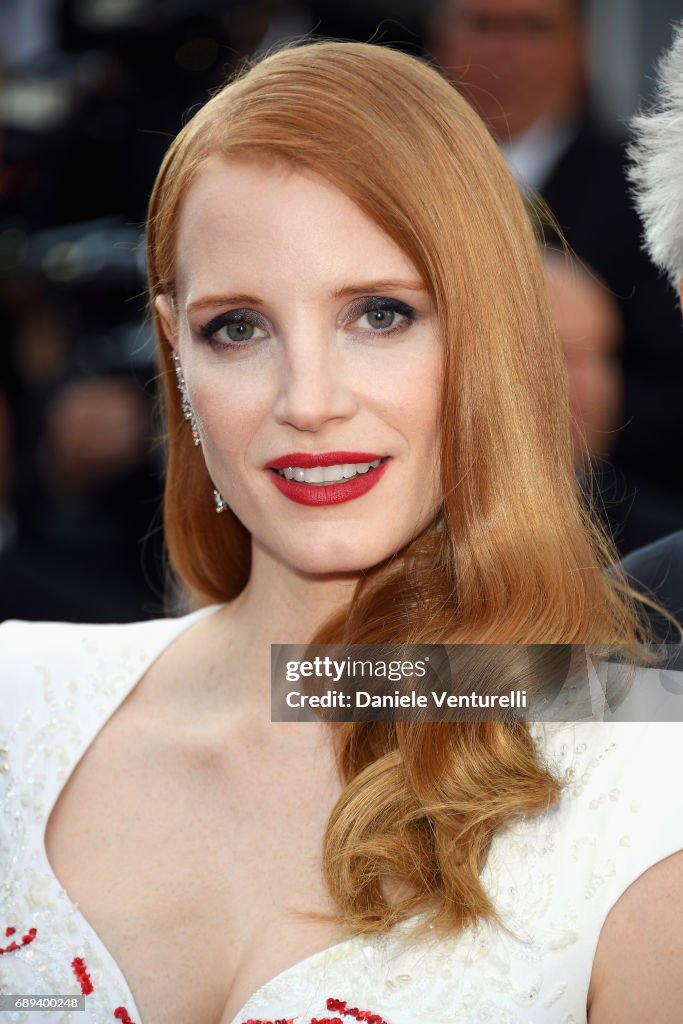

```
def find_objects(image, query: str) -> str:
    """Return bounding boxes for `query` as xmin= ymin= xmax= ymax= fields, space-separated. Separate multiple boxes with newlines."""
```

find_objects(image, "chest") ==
xmin=43 ymin=712 xmax=345 ymax=1024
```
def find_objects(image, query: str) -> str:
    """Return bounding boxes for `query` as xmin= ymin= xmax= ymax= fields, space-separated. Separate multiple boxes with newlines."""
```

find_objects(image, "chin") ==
xmin=281 ymin=534 xmax=400 ymax=576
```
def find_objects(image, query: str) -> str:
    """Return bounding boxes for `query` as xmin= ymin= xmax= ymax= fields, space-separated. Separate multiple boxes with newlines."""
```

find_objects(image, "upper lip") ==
xmin=266 ymin=451 xmax=385 ymax=470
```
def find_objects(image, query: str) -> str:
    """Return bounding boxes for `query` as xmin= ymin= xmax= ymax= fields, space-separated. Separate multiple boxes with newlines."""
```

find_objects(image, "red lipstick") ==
xmin=265 ymin=452 xmax=390 ymax=507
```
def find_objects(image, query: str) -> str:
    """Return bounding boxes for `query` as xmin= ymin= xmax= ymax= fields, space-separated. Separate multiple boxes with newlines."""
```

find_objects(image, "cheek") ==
xmin=395 ymin=352 xmax=442 ymax=434
xmin=374 ymin=355 xmax=442 ymax=462
xmin=188 ymin=363 xmax=271 ymax=455
xmin=411 ymin=357 xmax=443 ymax=497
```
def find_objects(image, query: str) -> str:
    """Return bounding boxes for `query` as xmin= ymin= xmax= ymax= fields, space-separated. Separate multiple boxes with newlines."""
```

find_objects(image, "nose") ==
xmin=272 ymin=334 xmax=358 ymax=433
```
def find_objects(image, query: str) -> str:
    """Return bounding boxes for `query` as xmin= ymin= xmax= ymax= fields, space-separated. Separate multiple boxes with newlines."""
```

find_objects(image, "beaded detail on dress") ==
xmin=0 ymin=616 xmax=187 ymax=1023
xmin=1 ymin=614 xmax=683 ymax=1024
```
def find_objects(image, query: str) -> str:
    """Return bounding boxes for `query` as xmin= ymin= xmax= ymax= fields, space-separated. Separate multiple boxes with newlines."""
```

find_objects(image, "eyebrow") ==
xmin=332 ymin=279 xmax=427 ymax=299
xmin=185 ymin=279 xmax=428 ymax=315
xmin=187 ymin=294 xmax=262 ymax=314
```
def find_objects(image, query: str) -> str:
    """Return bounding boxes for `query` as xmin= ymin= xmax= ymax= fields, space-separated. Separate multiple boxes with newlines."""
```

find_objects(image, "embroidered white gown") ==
xmin=1 ymin=609 xmax=683 ymax=1024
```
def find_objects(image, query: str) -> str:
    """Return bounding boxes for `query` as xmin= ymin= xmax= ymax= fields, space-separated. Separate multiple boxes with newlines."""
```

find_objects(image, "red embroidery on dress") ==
xmin=114 ymin=1008 xmax=137 ymax=1023
xmin=0 ymin=926 xmax=37 ymax=954
xmin=71 ymin=956 xmax=94 ymax=995
xmin=241 ymin=998 xmax=389 ymax=1024
xmin=324 ymin=998 xmax=389 ymax=1024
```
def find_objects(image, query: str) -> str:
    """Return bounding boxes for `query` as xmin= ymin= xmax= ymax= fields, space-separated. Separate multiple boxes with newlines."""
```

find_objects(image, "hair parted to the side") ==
xmin=147 ymin=41 xmax=647 ymax=936
xmin=629 ymin=20 xmax=683 ymax=291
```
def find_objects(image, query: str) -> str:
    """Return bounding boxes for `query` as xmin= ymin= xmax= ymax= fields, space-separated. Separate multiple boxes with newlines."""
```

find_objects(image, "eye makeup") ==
xmin=198 ymin=308 xmax=268 ymax=351
xmin=344 ymin=296 xmax=417 ymax=337
xmin=196 ymin=295 xmax=419 ymax=351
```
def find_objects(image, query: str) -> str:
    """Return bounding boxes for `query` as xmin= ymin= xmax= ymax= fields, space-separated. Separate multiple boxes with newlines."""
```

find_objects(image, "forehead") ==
xmin=174 ymin=156 xmax=422 ymax=301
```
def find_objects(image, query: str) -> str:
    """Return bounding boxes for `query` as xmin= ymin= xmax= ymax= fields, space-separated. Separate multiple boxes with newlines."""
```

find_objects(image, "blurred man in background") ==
xmin=428 ymin=0 xmax=683 ymax=557
xmin=542 ymin=251 xmax=623 ymax=472
xmin=429 ymin=0 xmax=586 ymax=159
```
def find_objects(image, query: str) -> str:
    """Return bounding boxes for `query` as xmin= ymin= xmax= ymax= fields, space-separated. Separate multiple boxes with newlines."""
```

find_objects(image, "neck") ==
xmin=194 ymin=544 xmax=359 ymax=711
xmin=231 ymin=542 xmax=359 ymax=645
xmin=156 ymin=548 xmax=358 ymax=724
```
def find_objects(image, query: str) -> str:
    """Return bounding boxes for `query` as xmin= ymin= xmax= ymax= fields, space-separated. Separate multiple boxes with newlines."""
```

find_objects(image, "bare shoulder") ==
xmin=589 ymin=850 xmax=683 ymax=1022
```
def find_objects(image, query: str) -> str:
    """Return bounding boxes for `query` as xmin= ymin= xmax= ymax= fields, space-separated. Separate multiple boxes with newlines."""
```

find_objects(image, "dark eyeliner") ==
xmin=198 ymin=308 xmax=265 ymax=342
xmin=347 ymin=296 xmax=416 ymax=321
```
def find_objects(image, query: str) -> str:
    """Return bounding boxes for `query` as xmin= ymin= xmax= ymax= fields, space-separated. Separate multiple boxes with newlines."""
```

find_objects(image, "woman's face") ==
xmin=158 ymin=157 xmax=442 ymax=575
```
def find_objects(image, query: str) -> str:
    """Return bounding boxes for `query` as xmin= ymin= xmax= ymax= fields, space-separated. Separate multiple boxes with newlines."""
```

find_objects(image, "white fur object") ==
xmin=629 ymin=21 xmax=683 ymax=290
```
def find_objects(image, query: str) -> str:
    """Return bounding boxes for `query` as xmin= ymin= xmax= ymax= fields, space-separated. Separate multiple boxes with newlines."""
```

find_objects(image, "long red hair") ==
xmin=147 ymin=41 xmax=645 ymax=934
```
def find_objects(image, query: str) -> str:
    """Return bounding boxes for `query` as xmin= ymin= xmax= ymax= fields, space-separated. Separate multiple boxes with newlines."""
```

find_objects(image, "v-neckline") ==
xmin=33 ymin=607 xmax=368 ymax=1024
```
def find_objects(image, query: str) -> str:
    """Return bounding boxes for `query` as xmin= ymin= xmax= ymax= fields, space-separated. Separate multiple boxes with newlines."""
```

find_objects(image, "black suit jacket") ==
xmin=621 ymin=529 xmax=683 ymax=643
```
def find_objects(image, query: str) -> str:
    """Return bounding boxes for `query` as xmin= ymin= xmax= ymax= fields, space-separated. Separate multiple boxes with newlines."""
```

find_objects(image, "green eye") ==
xmin=199 ymin=309 xmax=267 ymax=348
xmin=227 ymin=321 xmax=255 ymax=342
xmin=347 ymin=297 xmax=415 ymax=336
xmin=365 ymin=309 xmax=396 ymax=329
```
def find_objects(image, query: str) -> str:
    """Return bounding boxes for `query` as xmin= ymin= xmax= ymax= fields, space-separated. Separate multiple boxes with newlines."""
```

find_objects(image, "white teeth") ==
xmin=276 ymin=458 xmax=386 ymax=484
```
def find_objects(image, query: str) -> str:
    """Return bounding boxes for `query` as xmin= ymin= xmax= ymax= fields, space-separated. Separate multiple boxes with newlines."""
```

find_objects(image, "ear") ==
xmin=155 ymin=294 xmax=178 ymax=351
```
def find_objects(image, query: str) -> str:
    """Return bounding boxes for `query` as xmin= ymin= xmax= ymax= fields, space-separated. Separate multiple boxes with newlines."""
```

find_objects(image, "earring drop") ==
xmin=171 ymin=352 xmax=201 ymax=446
xmin=213 ymin=488 xmax=227 ymax=514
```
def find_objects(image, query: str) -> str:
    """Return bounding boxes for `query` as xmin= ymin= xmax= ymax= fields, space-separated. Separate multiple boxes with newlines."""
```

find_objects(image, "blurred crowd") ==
xmin=1 ymin=0 xmax=681 ymax=622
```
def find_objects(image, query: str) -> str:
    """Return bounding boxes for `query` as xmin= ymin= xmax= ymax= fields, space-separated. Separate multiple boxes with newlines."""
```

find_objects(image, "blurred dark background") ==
xmin=0 ymin=0 xmax=681 ymax=622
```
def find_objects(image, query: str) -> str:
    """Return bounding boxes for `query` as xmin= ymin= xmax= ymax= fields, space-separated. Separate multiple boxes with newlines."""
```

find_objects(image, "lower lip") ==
xmin=269 ymin=460 xmax=390 ymax=506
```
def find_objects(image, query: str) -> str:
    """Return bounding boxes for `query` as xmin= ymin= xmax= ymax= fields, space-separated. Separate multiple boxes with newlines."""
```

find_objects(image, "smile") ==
xmin=275 ymin=458 xmax=383 ymax=484
xmin=266 ymin=452 xmax=390 ymax=506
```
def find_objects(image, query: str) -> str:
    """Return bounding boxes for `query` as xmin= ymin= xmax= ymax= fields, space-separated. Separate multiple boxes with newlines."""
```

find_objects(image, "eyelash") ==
xmin=347 ymin=297 xmax=416 ymax=338
xmin=197 ymin=297 xmax=417 ymax=352
xmin=198 ymin=309 xmax=267 ymax=351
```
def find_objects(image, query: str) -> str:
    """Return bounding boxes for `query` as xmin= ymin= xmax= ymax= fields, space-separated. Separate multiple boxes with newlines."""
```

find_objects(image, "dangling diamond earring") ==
xmin=171 ymin=351 xmax=201 ymax=447
xmin=213 ymin=488 xmax=227 ymax=514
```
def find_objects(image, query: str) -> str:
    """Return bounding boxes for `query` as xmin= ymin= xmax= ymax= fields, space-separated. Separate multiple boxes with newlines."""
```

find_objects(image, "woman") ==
xmin=1 ymin=41 xmax=682 ymax=1024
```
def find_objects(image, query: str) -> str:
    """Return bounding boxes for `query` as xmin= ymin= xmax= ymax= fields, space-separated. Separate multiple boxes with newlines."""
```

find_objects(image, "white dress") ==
xmin=1 ymin=609 xmax=683 ymax=1024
